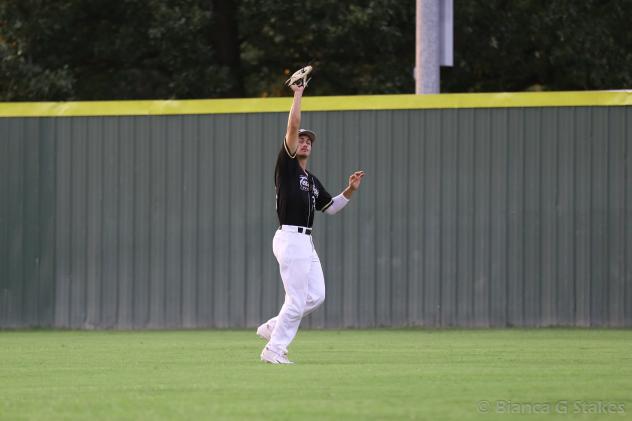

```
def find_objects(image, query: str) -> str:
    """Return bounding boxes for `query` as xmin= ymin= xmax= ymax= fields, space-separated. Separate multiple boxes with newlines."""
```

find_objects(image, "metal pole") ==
xmin=415 ymin=0 xmax=440 ymax=94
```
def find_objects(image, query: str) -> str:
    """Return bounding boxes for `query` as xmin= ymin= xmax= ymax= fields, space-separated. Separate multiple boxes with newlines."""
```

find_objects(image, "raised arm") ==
xmin=284 ymin=84 xmax=305 ymax=155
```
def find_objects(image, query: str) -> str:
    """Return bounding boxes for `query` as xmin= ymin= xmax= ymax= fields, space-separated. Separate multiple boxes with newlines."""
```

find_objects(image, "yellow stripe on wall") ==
xmin=0 ymin=90 xmax=630 ymax=117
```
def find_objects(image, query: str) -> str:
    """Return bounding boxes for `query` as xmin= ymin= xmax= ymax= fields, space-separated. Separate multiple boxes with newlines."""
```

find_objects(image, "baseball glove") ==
xmin=285 ymin=65 xmax=313 ymax=88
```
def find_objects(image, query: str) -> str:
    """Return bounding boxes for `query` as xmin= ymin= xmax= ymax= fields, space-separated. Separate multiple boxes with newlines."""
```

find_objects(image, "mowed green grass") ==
xmin=0 ymin=329 xmax=630 ymax=421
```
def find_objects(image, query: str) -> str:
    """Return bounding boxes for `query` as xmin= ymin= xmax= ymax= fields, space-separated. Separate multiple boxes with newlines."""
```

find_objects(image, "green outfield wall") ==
xmin=1 ymin=91 xmax=631 ymax=328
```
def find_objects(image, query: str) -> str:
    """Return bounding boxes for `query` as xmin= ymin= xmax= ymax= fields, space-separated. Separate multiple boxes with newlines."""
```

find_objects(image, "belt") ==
xmin=279 ymin=225 xmax=312 ymax=235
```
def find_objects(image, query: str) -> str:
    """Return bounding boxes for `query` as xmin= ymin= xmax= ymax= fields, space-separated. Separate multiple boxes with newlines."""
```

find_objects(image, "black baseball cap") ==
xmin=298 ymin=129 xmax=316 ymax=143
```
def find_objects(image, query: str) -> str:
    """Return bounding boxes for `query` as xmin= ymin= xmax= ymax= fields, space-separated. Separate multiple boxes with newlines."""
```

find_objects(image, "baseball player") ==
xmin=257 ymin=68 xmax=365 ymax=364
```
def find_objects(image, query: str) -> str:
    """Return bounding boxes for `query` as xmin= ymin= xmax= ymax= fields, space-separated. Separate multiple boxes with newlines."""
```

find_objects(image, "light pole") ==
xmin=415 ymin=0 xmax=453 ymax=94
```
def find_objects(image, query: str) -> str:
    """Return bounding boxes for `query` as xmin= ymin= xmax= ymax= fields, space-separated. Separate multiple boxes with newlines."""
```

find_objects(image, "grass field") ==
xmin=0 ymin=329 xmax=630 ymax=420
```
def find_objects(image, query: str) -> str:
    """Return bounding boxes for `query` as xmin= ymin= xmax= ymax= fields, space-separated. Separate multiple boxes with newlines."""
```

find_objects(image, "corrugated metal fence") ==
xmin=1 ymin=102 xmax=631 ymax=328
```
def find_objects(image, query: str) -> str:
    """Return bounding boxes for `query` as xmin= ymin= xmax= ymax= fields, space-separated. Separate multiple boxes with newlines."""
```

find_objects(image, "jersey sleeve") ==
xmin=283 ymin=137 xmax=297 ymax=158
xmin=314 ymin=177 xmax=333 ymax=212
xmin=275 ymin=138 xmax=297 ymax=186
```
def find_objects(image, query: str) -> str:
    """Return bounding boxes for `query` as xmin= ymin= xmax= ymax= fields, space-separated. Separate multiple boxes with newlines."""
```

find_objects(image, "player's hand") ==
xmin=348 ymin=171 xmax=365 ymax=191
xmin=290 ymin=83 xmax=305 ymax=94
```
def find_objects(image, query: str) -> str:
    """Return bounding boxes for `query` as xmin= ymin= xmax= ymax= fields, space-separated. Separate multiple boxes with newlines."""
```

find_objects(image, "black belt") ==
xmin=278 ymin=225 xmax=312 ymax=235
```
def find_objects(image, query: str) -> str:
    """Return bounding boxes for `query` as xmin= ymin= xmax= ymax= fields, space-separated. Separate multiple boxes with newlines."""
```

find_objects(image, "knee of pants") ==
xmin=285 ymin=301 xmax=305 ymax=320
xmin=313 ymin=292 xmax=325 ymax=308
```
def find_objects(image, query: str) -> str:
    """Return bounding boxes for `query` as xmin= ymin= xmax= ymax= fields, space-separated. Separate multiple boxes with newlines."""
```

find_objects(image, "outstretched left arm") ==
xmin=342 ymin=171 xmax=365 ymax=199
xmin=325 ymin=171 xmax=365 ymax=215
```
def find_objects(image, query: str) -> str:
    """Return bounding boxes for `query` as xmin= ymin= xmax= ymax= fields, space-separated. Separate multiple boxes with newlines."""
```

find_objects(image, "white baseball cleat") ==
xmin=260 ymin=347 xmax=294 ymax=364
xmin=256 ymin=322 xmax=273 ymax=341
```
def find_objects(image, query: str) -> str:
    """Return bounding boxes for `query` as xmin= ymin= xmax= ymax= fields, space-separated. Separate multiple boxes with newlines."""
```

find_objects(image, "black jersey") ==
xmin=275 ymin=139 xmax=333 ymax=227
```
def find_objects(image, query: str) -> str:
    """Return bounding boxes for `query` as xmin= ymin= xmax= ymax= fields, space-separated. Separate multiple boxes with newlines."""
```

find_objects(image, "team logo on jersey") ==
xmin=299 ymin=175 xmax=309 ymax=191
xmin=299 ymin=175 xmax=319 ymax=197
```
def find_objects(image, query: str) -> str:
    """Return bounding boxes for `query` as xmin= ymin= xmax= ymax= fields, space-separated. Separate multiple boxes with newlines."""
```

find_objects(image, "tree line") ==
xmin=0 ymin=0 xmax=630 ymax=101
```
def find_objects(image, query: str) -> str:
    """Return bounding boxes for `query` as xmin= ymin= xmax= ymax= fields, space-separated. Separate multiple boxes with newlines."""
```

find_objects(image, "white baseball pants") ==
xmin=265 ymin=226 xmax=326 ymax=355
